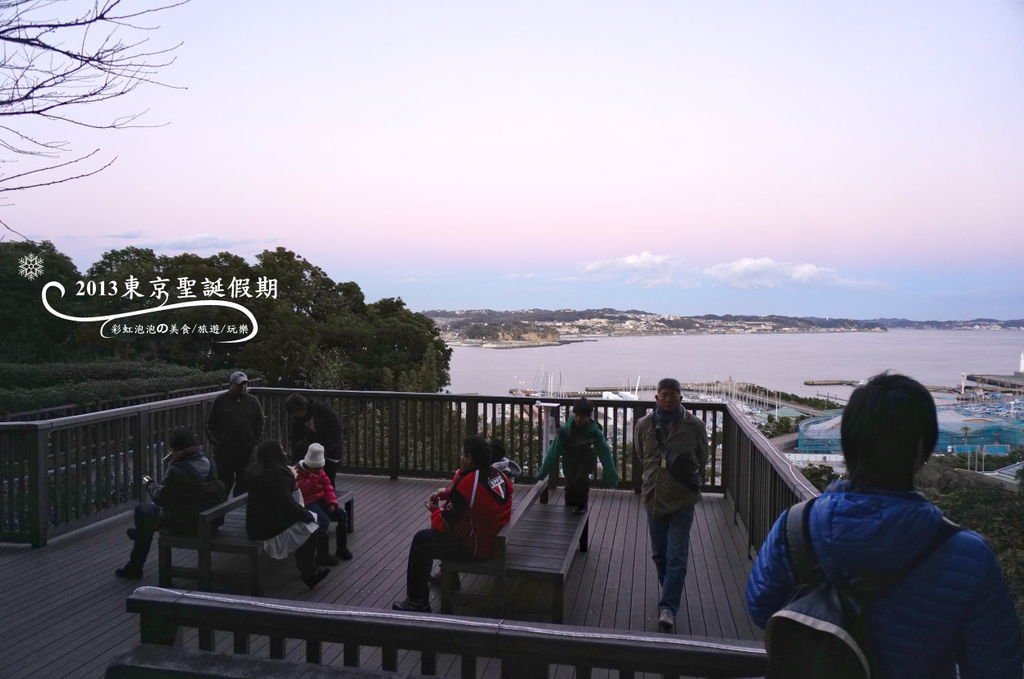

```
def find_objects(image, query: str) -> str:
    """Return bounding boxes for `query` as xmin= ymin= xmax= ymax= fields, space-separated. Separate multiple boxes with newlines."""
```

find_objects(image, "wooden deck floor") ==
xmin=0 ymin=475 xmax=762 ymax=678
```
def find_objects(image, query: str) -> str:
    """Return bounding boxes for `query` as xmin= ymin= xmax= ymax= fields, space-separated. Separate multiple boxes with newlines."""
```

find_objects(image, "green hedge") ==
xmin=0 ymin=361 xmax=230 ymax=414
xmin=0 ymin=359 xmax=202 ymax=389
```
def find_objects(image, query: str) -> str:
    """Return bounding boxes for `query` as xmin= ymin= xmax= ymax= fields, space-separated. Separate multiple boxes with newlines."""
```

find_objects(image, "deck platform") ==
xmin=0 ymin=475 xmax=762 ymax=678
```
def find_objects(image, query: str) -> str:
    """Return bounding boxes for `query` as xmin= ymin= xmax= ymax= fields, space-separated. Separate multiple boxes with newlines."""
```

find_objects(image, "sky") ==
xmin=4 ymin=1 xmax=1024 ymax=320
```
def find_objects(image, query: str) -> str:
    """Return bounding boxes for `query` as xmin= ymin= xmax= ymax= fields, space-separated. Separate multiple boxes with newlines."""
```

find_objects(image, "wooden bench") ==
xmin=122 ymin=587 xmax=769 ymax=678
xmin=106 ymin=644 xmax=429 ymax=678
xmin=440 ymin=479 xmax=589 ymax=622
xmin=158 ymin=490 xmax=354 ymax=596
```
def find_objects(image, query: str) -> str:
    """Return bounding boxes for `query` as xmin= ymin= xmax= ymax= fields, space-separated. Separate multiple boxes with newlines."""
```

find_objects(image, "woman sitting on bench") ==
xmin=244 ymin=440 xmax=330 ymax=590
xmin=393 ymin=435 xmax=514 ymax=612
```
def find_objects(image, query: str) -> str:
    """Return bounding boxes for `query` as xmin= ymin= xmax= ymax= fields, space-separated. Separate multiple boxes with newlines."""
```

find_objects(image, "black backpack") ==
xmin=764 ymin=498 xmax=959 ymax=679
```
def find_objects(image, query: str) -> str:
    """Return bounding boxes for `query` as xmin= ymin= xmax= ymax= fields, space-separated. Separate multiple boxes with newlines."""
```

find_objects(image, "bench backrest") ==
xmin=198 ymin=493 xmax=248 ymax=542
xmin=125 ymin=586 xmax=768 ymax=677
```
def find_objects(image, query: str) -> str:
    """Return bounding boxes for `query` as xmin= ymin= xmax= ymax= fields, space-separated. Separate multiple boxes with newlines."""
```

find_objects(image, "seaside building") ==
xmin=796 ymin=403 xmax=1024 ymax=458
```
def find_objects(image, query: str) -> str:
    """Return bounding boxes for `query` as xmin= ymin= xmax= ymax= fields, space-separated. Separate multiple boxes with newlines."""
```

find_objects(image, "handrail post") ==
xmin=29 ymin=425 xmax=49 ymax=547
xmin=722 ymin=407 xmax=734 ymax=504
xmin=388 ymin=398 xmax=400 ymax=480
xmin=139 ymin=610 xmax=182 ymax=647
xmin=631 ymin=406 xmax=644 ymax=494
xmin=138 ymin=408 xmax=150 ymax=491
xmin=465 ymin=398 xmax=478 ymax=435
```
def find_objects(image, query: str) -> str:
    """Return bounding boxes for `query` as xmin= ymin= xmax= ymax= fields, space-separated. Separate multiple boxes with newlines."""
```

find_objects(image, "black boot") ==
xmin=336 ymin=524 xmax=352 ymax=560
xmin=317 ymin=531 xmax=339 ymax=566
xmin=297 ymin=536 xmax=330 ymax=590
xmin=302 ymin=567 xmax=330 ymax=590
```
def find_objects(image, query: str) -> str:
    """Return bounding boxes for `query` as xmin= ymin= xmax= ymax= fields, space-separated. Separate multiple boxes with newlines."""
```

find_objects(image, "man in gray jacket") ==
xmin=634 ymin=377 xmax=709 ymax=633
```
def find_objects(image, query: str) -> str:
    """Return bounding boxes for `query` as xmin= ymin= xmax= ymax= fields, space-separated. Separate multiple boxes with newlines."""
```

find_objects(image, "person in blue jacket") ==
xmin=746 ymin=373 xmax=1022 ymax=678
xmin=537 ymin=397 xmax=619 ymax=513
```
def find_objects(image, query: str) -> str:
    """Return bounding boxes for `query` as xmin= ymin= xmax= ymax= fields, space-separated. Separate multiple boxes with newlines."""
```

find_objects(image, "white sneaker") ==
xmin=658 ymin=608 xmax=675 ymax=632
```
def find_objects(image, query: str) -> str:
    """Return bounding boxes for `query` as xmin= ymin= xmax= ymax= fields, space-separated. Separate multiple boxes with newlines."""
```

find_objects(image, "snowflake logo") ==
xmin=18 ymin=252 xmax=44 ymax=280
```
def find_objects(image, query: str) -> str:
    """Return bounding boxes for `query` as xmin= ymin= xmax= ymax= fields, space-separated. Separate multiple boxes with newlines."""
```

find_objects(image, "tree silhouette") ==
xmin=0 ymin=0 xmax=188 ymax=198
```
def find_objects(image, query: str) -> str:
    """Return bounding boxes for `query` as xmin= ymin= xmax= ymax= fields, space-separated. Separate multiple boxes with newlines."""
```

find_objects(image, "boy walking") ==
xmin=537 ymin=397 xmax=618 ymax=513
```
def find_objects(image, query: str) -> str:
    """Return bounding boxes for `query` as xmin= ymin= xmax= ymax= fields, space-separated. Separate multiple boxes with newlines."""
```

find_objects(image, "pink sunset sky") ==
xmin=5 ymin=1 xmax=1023 ymax=319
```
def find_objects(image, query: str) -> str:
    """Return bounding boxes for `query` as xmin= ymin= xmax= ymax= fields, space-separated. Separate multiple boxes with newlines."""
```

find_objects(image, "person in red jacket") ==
xmin=295 ymin=443 xmax=352 ymax=564
xmin=393 ymin=435 xmax=513 ymax=612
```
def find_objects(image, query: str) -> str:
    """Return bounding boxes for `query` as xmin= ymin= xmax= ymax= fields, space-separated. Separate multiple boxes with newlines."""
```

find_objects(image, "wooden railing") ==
xmin=0 ymin=392 xmax=215 ymax=546
xmin=125 ymin=586 xmax=768 ymax=678
xmin=0 ymin=387 xmax=815 ymax=554
xmin=720 ymin=406 xmax=817 ymax=556
xmin=257 ymin=388 xmax=728 ymax=492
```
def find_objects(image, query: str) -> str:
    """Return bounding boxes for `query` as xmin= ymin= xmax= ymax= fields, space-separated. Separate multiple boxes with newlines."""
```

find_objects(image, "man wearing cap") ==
xmin=635 ymin=377 xmax=709 ymax=633
xmin=392 ymin=435 xmax=513 ymax=612
xmin=116 ymin=427 xmax=226 ymax=579
xmin=205 ymin=371 xmax=264 ymax=496
xmin=537 ymin=397 xmax=619 ymax=514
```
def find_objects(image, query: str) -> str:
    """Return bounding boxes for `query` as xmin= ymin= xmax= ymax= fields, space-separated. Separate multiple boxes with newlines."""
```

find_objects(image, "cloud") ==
xmin=580 ymin=251 xmax=692 ymax=288
xmin=703 ymin=257 xmax=880 ymax=289
xmin=582 ymin=251 xmax=672 ymax=274
xmin=141 ymin=233 xmax=267 ymax=251
xmin=105 ymin=231 xmax=145 ymax=239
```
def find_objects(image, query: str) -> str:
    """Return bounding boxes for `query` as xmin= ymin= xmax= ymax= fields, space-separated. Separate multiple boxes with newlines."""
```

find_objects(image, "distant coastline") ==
xmin=429 ymin=309 xmax=1023 ymax=349
xmin=447 ymin=329 xmax=1024 ymax=402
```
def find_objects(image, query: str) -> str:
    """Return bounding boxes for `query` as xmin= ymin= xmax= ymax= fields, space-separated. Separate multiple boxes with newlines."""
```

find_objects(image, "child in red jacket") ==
xmin=295 ymin=443 xmax=352 ymax=564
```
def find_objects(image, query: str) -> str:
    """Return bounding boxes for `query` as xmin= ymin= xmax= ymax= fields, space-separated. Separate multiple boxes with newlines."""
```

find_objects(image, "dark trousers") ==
xmin=216 ymin=446 xmax=252 ymax=496
xmin=406 ymin=529 xmax=472 ymax=602
xmin=294 ymin=532 xmax=317 ymax=577
xmin=127 ymin=503 xmax=162 ymax=569
xmin=308 ymin=499 xmax=347 ymax=552
xmin=563 ymin=454 xmax=594 ymax=509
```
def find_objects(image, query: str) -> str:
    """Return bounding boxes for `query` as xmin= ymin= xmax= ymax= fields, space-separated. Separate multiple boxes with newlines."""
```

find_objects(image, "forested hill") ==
xmin=423 ymin=309 xmax=1024 ymax=337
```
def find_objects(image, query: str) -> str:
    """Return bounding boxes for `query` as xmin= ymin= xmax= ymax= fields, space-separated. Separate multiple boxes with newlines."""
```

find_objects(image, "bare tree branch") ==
xmin=0 ymin=0 xmax=187 ymax=191
xmin=0 ymin=215 xmax=35 ymax=242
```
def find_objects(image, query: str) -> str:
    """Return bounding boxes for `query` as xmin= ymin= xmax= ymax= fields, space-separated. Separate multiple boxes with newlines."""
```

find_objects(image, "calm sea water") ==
xmin=448 ymin=330 xmax=1024 ymax=402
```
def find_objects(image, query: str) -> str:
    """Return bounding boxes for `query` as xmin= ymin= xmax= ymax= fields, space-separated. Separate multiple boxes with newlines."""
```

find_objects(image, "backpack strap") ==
xmin=784 ymin=497 xmax=820 ymax=586
xmin=785 ymin=498 xmax=960 ymax=593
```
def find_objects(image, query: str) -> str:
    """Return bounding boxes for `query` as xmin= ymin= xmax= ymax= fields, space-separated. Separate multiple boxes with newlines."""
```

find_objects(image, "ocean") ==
xmin=447 ymin=329 xmax=1024 ymax=402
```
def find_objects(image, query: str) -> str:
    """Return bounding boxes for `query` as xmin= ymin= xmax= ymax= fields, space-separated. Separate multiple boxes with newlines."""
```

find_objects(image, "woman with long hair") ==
xmin=244 ymin=440 xmax=329 ymax=589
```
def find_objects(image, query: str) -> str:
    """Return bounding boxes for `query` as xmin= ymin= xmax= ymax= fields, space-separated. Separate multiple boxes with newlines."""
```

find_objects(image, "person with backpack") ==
xmin=746 ymin=373 xmax=1023 ymax=678
xmin=392 ymin=435 xmax=513 ymax=612
xmin=635 ymin=378 xmax=709 ymax=633
xmin=537 ymin=397 xmax=619 ymax=514
xmin=115 ymin=427 xmax=227 ymax=579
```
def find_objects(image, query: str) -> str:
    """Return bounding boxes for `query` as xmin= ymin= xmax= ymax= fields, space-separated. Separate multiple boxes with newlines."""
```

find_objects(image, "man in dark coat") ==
xmin=115 ymin=427 xmax=226 ymax=579
xmin=205 ymin=371 xmax=264 ymax=495
xmin=285 ymin=393 xmax=343 ymax=487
